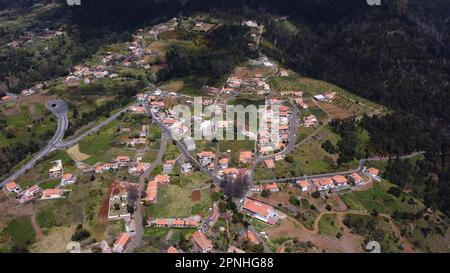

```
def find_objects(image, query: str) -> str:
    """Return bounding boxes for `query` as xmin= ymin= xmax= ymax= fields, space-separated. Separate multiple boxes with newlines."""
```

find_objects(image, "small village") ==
xmin=0 ymin=12 xmax=447 ymax=255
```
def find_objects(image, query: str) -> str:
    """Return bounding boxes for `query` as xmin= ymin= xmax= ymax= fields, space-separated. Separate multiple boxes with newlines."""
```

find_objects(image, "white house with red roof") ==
xmin=61 ymin=173 xmax=77 ymax=186
xmin=192 ymin=230 xmax=213 ymax=253
xmin=332 ymin=175 xmax=349 ymax=189
xmin=3 ymin=181 xmax=21 ymax=194
xmin=366 ymin=167 xmax=381 ymax=181
xmin=113 ymin=233 xmax=131 ymax=253
xmin=297 ymin=180 xmax=311 ymax=192
xmin=242 ymin=199 xmax=278 ymax=224
xmin=312 ymin=178 xmax=335 ymax=191
xmin=349 ymin=173 xmax=364 ymax=185
xmin=197 ymin=151 xmax=215 ymax=167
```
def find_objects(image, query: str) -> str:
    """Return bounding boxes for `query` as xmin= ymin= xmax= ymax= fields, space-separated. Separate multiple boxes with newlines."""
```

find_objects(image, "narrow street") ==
xmin=127 ymin=132 xmax=168 ymax=252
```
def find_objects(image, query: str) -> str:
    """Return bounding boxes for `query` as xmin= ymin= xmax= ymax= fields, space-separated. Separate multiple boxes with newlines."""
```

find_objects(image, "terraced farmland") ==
xmin=269 ymin=73 xmax=389 ymax=117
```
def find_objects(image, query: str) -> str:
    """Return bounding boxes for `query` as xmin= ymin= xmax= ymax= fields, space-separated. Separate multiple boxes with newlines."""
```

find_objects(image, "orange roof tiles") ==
xmin=297 ymin=180 xmax=310 ymax=188
xmin=264 ymin=183 xmax=279 ymax=191
xmin=368 ymin=167 xmax=379 ymax=176
xmin=239 ymin=151 xmax=253 ymax=162
xmin=264 ymin=159 xmax=275 ymax=168
xmin=115 ymin=233 xmax=130 ymax=248
xmin=192 ymin=230 xmax=213 ymax=251
xmin=172 ymin=219 xmax=184 ymax=226
xmin=350 ymin=173 xmax=363 ymax=181
xmin=247 ymin=230 xmax=260 ymax=245
xmin=167 ymin=246 xmax=178 ymax=253
xmin=42 ymin=188 xmax=62 ymax=198
xmin=62 ymin=173 xmax=74 ymax=180
xmin=243 ymin=199 xmax=274 ymax=218
xmin=155 ymin=219 xmax=169 ymax=225
xmin=312 ymin=178 xmax=333 ymax=187
xmin=116 ymin=155 xmax=130 ymax=162
xmin=145 ymin=180 xmax=158 ymax=202
xmin=332 ymin=175 xmax=348 ymax=184
xmin=154 ymin=174 xmax=170 ymax=184
xmin=223 ymin=168 xmax=238 ymax=175
xmin=5 ymin=181 xmax=18 ymax=191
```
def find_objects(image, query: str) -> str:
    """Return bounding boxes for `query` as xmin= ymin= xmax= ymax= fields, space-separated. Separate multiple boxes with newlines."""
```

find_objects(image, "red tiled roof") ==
xmin=167 ymin=246 xmax=178 ymax=253
xmin=368 ymin=168 xmax=379 ymax=176
xmin=332 ymin=175 xmax=348 ymax=184
xmin=192 ymin=230 xmax=213 ymax=251
xmin=5 ymin=181 xmax=18 ymax=191
xmin=62 ymin=173 xmax=74 ymax=180
xmin=297 ymin=180 xmax=310 ymax=188
xmin=243 ymin=199 xmax=273 ymax=218
xmin=115 ymin=233 xmax=130 ymax=248
xmin=42 ymin=188 xmax=62 ymax=198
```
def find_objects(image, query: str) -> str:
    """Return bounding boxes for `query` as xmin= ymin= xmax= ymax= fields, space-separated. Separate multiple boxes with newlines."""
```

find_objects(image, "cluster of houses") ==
xmin=251 ymin=182 xmax=280 ymax=193
xmin=108 ymin=181 xmax=138 ymax=220
xmin=224 ymin=73 xmax=271 ymax=96
xmin=148 ymin=217 xmax=200 ymax=228
xmin=96 ymin=155 xmax=151 ymax=175
xmin=2 ymin=179 xmax=72 ymax=203
xmin=64 ymin=18 xmax=178 ymax=90
xmin=122 ymin=125 xmax=149 ymax=147
xmin=65 ymin=65 xmax=113 ymax=87
xmin=197 ymin=151 xmax=215 ymax=170
xmin=1 ymin=82 xmax=48 ymax=104
xmin=294 ymin=170 xmax=376 ymax=193
xmin=2 ymin=158 xmax=78 ymax=203
xmin=7 ymin=28 xmax=65 ymax=49
xmin=257 ymin=102 xmax=292 ymax=156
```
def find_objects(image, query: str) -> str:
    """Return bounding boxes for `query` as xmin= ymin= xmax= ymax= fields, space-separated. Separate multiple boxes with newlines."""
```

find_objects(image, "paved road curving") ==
xmin=1 ymin=99 xmax=68 ymax=187
xmin=1 ymin=100 xmax=135 ymax=187
xmin=55 ymin=104 xmax=134 ymax=149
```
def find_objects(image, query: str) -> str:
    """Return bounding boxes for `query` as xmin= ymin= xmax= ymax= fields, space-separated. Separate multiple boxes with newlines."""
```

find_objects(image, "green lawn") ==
xmin=78 ymin=119 xmax=136 ymax=165
xmin=318 ymin=214 xmax=339 ymax=236
xmin=296 ymin=127 xmax=315 ymax=144
xmin=39 ymin=178 xmax=61 ymax=190
xmin=339 ymin=180 xmax=425 ymax=214
xmin=145 ymin=171 xmax=213 ymax=219
xmin=6 ymin=217 xmax=35 ymax=247
xmin=220 ymin=139 xmax=254 ymax=166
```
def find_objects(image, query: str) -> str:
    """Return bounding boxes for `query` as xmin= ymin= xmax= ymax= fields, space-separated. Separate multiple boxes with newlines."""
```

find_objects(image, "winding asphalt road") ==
xmin=126 ymin=132 xmax=168 ymax=253
xmin=1 ymin=100 xmax=135 ymax=187
xmin=1 ymin=99 xmax=68 ymax=187
xmin=55 ymin=104 xmax=135 ymax=149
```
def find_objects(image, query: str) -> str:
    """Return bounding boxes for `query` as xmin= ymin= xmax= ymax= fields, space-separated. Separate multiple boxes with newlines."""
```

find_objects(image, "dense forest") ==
xmin=160 ymin=25 xmax=256 ymax=84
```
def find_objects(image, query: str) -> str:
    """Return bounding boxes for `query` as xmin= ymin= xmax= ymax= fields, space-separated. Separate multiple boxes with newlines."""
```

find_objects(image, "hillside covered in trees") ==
xmin=1 ymin=0 xmax=449 ymax=216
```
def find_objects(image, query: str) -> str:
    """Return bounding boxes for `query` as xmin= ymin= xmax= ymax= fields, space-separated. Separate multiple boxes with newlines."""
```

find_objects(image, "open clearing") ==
xmin=67 ymin=144 xmax=90 ymax=162
xmin=317 ymin=102 xmax=352 ymax=120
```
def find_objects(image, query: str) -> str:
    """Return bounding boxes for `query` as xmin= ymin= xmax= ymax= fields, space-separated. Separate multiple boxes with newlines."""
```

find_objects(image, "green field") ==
xmin=339 ymin=180 xmax=425 ymax=214
xmin=6 ymin=217 xmax=36 ymax=247
xmin=297 ymin=198 xmax=320 ymax=230
xmin=145 ymin=171 xmax=213 ymax=219
xmin=318 ymin=214 xmax=339 ymax=236
xmin=220 ymin=139 xmax=254 ymax=166
xmin=15 ymin=149 xmax=77 ymax=188
xmin=343 ymin=214 xmax=402 ymax=253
